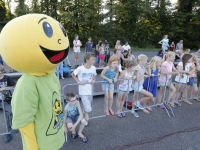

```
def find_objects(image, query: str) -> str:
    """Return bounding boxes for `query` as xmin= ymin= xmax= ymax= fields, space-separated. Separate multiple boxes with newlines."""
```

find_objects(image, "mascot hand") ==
xmin=19 ymin=122 xmax=39 ymax=150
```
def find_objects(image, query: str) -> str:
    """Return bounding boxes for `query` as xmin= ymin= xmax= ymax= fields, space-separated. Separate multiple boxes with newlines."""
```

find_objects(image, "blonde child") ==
xmin=131 ymin=54 xmax=154 ymax=117
xmin=187 ymin=54 xmax=200 ymax=102
xmin=64 ymin=93 xmax=88 ymax=143
xmin=116 ymin=60 xmax=137 ymax=118
xmin=71 ymin=52 xmax=97 ymax=126
xmin=143 ymin=56 xmax=162 ymax=109
xmin=100 ymin=56 xmax=119 ymax=116
xmin=157 ymin=52 xmax=179 ymax=108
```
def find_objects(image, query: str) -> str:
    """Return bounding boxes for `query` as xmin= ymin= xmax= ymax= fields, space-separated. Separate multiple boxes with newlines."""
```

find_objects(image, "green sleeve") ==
xmin=11 ymin=86 xmax=38 ymax=129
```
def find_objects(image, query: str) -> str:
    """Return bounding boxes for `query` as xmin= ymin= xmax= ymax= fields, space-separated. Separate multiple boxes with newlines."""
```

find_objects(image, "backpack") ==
xmin=63 ymin=64 xmax=71 ymax=78
xmin=123 ymin=101 xmax=133 ymax=110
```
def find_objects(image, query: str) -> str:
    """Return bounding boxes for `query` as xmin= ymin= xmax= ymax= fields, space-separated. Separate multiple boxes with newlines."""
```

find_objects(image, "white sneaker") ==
xmin=134 ymin=100 xmax=144 ymax=109
xmin=84 ymin=113 xmax=89 ymax=121
xmin=131 ymin=109 xmax=139 ymax=118
xmin=85 ymin=121 xmax=88 ymax=127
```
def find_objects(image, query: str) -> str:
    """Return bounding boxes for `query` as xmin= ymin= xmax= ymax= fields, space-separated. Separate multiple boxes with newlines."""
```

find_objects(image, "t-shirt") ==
xmin=0 ymin=75 xmax=15 ymax=88
xmin=85 ymin=42 xmax=93 ymax=52
xmin=160 ymin=39 xmax=169 ymax=46
xmin=66 ymin=103 xmax=79 ymax=118
xmin=11 ymin=73 xmax=64 ymax=150
xmin=175 ymin=62 xmax=192 ymax=83
xmin=73 ymin=40 xmax=81 ymax=51
xmin=73 ymin=66 xmax=97 ymax=95
xmin=176 ymin=43 xmax=183 ymax=50
xmin=122 ymin=45 xmax=131 ymax=51
xmin=159 ymin=61 xmax=174 ymax=82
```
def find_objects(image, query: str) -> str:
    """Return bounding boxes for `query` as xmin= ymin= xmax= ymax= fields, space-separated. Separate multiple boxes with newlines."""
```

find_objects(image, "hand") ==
xmin=108 ymin=79 xmax=113 ymax=84
xmin=113 ymin=78 xmax=117 ymax=83
xmin=132 ymin=75 xmax=136 ymax=80
xmin=125 ymin=76 xmax=131 ymax=80
xmin=69 ymin=125 xmax=75 ymax=132
xmin=143 ymin=75 xmax=149 ymax=78
xmin=79 ymin=82 xmax=85 ymax=85
xmin=151 ymin=74 xmax=155 ymax=76
xmin=91 ymin=80 xmax=95 ymax=84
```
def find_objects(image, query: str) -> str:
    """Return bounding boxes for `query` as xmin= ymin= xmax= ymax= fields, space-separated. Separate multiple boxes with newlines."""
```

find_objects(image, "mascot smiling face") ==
xmin=0 ymin=14 xmax=69 ymax=76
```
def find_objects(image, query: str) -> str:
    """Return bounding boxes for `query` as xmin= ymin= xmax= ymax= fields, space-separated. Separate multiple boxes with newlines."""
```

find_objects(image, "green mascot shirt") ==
xmin=11 ymin=73 xmax=64 ymax=150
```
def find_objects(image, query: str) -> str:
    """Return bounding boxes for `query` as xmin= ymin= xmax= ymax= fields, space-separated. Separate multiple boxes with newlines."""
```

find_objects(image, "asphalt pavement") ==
xmin=1 ymin=50 xmax=200 ymax=150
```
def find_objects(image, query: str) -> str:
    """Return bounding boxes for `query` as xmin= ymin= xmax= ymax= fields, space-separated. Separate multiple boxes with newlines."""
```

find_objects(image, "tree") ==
xmin=0 ymin=0 xmax=7 ymax=31
xmin=15 ymin=0 xmax=29 ymax=16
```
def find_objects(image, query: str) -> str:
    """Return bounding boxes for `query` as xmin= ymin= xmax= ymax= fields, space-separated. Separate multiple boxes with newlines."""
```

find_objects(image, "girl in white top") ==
xmin=131 ymin=54 xmax=154 ymax=116
xmin=73 ymin=34 xmax=82 ymax=68
xmin=115 ymin=40 xmax=123 ymax=57
xmin=116 ymin=60 xmax=137 ymax=118
xmin=157 ymin=52 xmax=179 ymax=108
xmin=173 ymin=54 xmax=194 ymax=106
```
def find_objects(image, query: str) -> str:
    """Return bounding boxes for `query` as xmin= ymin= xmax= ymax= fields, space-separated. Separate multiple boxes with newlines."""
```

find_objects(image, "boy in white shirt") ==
xmin=72 ymin=52 xmax=97 ymax=126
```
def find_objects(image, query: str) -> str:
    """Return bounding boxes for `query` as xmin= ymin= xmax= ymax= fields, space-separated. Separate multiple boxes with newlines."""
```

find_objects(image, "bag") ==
xmin=63 ymin=64 xmax=71 ymax=78
xmin=123 ymin=101 xmax=132 ymax=110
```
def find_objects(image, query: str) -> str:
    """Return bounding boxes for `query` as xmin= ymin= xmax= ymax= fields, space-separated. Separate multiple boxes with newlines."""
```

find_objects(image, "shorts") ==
xmin=131 ymin=85 xmax=143 ymax=92
xmin=102 ymin=83 xmax=114 ymax=91
xmin=175 ymin=81 xmax=185 ymax=84
xmin=99 ymin=54 xmax=105 ymax=59
xmin=66 ymin=115 xmax=79 ymax=124
xmin=73 ymin=48 xmax=80 ymax=53
xmin=80 ymin=95 xmax=92 ymax=112
xmin=187 ymin=77 xmax=196 ymax=86
xmin=118 ymin=90 xmax=129 ymax=94
xmin=159 ymin=80 xmax=170 ymax=86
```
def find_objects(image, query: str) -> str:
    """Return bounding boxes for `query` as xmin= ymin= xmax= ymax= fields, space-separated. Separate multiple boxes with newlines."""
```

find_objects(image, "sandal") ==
xmin=170 ymin=103 xmax=176 ymax=108
xmin=174 ymin=102 xmax=182 ymax=107
xmin=146 ymin=107 xmax=152 ymax=111
xmin=105 ymin=111 xmax=110 ymax=116
xmin=61 ymin=77 xmax=65 ymax=79
xmin=109 ymin=110 xmax=115 ymax=116
xmin=116 ymin=113 xmax=123 ymax=118
xmin=79 ymin=136 xmax=88 ymax=143
xmin=193 ymin=98 xmax=200 ymax=102
xmin=121 ymin=112 xmax=126 ymax=117
xmin=184 ymin=100 xmax=193 ymax=105
xmin=142 ymin=109 xmax=150 ymax=115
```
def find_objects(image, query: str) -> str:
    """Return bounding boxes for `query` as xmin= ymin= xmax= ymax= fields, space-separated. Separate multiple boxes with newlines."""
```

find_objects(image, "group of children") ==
xmin=63 ymin=51 xmax=200 ymax=143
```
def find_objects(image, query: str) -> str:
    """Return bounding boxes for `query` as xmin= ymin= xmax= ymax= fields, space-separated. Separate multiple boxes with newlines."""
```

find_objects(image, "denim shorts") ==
xmin=102 ymin=83 xmax=114 ymax=91
xmin=159 ymin=80 xmax=170 ymax=86
xmin=187 ymin=77 xmax=197 ymax=86
xmin=118 ymin=90 xmax=129 ymax=94
xmin=131 ymin=85 xmax=143 ymax=92
xmin=66 ymin=115 xmax=79 ymax=124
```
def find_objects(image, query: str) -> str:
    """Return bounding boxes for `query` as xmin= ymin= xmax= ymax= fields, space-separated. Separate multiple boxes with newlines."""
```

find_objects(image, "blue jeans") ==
xmin=56 ymin=63 xmax=63 ymax=78
xmin=95 ymin=55 xmax=99 ymax=64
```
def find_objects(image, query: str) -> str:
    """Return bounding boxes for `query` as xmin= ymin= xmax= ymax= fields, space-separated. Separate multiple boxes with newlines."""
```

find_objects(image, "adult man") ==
xmin=122 ymin=42 xmax=131 ymax=52
xmin=176 ymin=40 xmax=183 ymax=51
xmin=195 ymin=49 xmax=200 ymax=57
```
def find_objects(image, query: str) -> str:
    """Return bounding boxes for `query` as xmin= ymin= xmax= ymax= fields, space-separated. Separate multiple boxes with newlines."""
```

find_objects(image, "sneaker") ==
xmin=71 ymin=134 xmax=77 ymax=139
xmin=134 ymin=100 xmax=144 ymax=109
xmin=4 ymin=134 xmax=12 ymax=143
xmin=156 ymin=104 xmax=165 ymax=110
xmin=164 ymin=101 xmax=170 ymax=109
xmin=131 ymin=109 xmax=139 ymax=118
xmin=85 ymin=121 xmax=88 ymax=127
xmin=84 ymin=113 xmax=89 ymax=121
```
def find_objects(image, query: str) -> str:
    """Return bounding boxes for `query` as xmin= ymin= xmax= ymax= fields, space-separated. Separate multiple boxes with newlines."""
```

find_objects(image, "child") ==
xmin=112 ymin=49 xmax=122 ymax=72
xmin=71 ymin=52 xmax=97 ymax=126
xmin=158 ymin=35 xmax=169 ymax=53
xmin=56 ymin=62 xmax=64 ymax=79
xmin=98 ymin=42 xmax=105 ymax=67
xmin=157 ymin=49 xmax=163 ymax=58
xmin=73 ymin=34 xmax=82 ymax=68
xmin=143 ymin=56 xmax=162 ymax=104
xmin=170 ymin=42 xmax=175 ymax=51
xmin=187 ymin=53 xmax=200 ymax=102
xmin=131 ymin=54 xmax=154 ymax=116
xmin=128 ymin=51 xmax=135 ymax=61
xmin=100 ymin=56 xmax=119 ymax=116
xmin=85 ymin=37 xmax=93 ymax=53
xmin=64 ymin=93 xmax=88 ymax=143
xmin=117 ymin=60 xmax=137 ymax=118
xmin=173 ymin=54 xmax=194 ymax=106
xmin=157 ymin=52 xmax=179 ymax=109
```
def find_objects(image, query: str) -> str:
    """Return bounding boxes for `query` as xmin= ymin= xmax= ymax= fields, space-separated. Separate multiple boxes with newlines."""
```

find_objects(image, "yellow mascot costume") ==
xmin=0 ymin=14 xmax=69 ymax=150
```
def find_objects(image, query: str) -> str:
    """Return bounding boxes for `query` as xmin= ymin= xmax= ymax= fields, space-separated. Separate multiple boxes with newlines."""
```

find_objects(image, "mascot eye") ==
xmin=59 ymin=24 xmax=67 ymax=37
xmin=43 ymin=22 xmax=53 ymax=38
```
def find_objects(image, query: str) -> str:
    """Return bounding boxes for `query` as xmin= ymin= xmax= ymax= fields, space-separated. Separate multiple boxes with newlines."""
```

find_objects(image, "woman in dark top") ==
xmin=120 ymin=50 xmax=129 ymax=68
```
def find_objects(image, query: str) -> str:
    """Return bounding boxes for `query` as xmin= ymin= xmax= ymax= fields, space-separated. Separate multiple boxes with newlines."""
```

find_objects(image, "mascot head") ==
xmin=0 ymin=14 xmax=69 ymax=76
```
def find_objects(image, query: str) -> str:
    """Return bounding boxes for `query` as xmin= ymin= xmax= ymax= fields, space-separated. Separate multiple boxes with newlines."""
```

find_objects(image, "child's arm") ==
xmin=175 ymin=65 xmax=188 ymax=74
xmin=161 ymin=64 xmax=177 ymax=75
xmin=136 ymin=70 xmax=148 ymax=82
xmin=71 ymin=71 xmax=84 ymax=85
xmin=100 ymin=67 xmax=113 ymax=83
xmin=91 ymin=75 xmax=96 ymax=84
xmin=113 ymin=70 xmax=119 ymax=82
xmin=121 ymin=54 xmax=129 ymax=61
xmin=70 ymin=102 xmax=83 ymax=130
xmin=63 ymin=106 xmax=68 ymax=132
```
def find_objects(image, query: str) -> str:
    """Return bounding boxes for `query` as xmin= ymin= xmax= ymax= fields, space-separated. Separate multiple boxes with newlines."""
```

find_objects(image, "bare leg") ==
xmin=78 ymin=118 xmax=86 ymax=138
xmin=157 ymin=86 xmax=165 ymax=104
xmin=117 ymin=94 xmax=123 ymax=113
xmin=108 ymin=90 xmax=114 ymax=111
xmin=120 ymin=94 xmax=127 ymax=112
xmin=67 ymin=123 xmax=76 ymax=135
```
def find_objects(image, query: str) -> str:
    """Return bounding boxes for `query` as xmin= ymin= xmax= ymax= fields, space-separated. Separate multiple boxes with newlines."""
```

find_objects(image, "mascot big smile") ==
xmin=0 ymin=14 xmax=69 ymax=150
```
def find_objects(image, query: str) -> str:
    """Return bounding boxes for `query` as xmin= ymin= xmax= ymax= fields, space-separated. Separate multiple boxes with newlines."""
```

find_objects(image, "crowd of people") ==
xmin=64 ymin=42 xmax=200 ymax=143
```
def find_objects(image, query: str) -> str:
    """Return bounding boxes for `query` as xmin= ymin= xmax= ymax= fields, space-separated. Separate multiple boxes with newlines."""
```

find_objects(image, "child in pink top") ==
xmin=157 ymin=52 xmax=179 ymax=109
